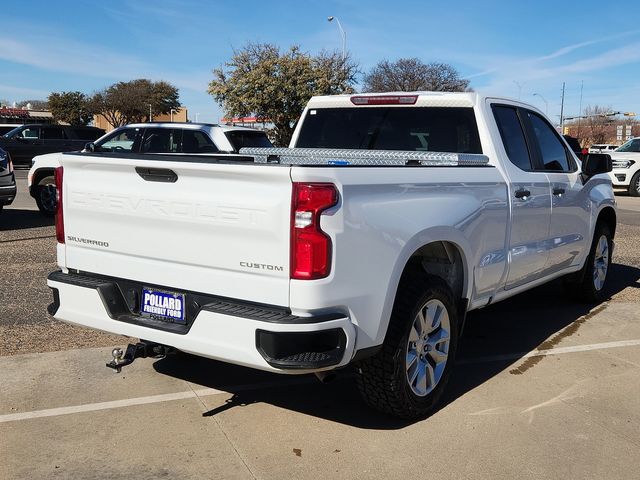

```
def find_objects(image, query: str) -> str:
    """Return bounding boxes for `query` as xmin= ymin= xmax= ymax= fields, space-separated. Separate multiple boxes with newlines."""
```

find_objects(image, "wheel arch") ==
xmin=31 ymin=167 xmax=56 ymax=197
xmin=377 ymin=227 xmax=473 ymax=343
xmin=596 ymin=206 xmax=616 ymax=239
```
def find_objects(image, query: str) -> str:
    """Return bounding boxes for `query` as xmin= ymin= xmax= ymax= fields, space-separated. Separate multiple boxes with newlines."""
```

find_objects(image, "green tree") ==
xmin=363 ymin=58 xmax=470 ymax=93
xmin=91 ymin=79 xmax=180 ymax=128
xmin=47 ymin=92 xmax=92 ymax=126
xmin=209 ymin=43 xmax=358 ymax=146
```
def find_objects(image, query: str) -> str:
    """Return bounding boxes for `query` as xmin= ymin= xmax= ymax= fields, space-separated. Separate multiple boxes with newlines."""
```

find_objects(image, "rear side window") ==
xmin=224 ymin=131 xmax=272 ymax=152
xmin=492 ymin=106 xmax=532 ymax=171
xmin=527 ymin=112 xmax=571 ymax=172
xmin=73 ymin=128 xmax=104 ymax=141
xmin=141 ymin=128 xmax=181 ymax=153
xmin=295 ymin=107 xmax=482 ymax=153
xmin=41 ymin=127 xmax=66 ymax=140
xmin=180 ymin=130 xmax=218 ymax=153
xmin=96 ymin=128 xmax=142 ymax=153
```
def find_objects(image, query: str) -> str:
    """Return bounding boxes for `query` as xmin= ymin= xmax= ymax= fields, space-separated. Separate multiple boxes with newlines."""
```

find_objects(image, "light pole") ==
xmin=513 ymin=80 xmax=525 ymax=100
xmin=532 ymin=93 xmax=548 ymax=115
xmin=149 ymin=104 xmax=152 ymax=122
xmin=327 ymin=16 xmax=346 ymax=61
xmin=170 ymin=109 xmax=177 ymax=122
xmin=195 ymin=113 xmax=200 ymax=123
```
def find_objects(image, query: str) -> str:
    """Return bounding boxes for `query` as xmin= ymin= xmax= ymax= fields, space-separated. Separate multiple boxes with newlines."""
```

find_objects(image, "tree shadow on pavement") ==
xmin=152 ymin=262 xmax=640 ymax=430
xmin=0 ymin=209 xmax=53 ymax=231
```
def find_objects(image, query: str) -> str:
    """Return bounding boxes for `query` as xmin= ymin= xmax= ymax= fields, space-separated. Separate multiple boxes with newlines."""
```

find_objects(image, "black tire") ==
xmin=34 ymin=176 xmax=57 ymax=217
xmin=574 ymin=223 xmax=612 ymax=303
xmin=355 ymin=273 xmax=459 ymax=419
xmin=628 ymin=171 xmax=640 ymax=197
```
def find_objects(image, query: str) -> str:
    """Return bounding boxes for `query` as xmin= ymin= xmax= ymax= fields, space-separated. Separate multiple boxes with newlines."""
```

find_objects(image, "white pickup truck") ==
xmin=46 ymin=92 xmax=616 ymax=418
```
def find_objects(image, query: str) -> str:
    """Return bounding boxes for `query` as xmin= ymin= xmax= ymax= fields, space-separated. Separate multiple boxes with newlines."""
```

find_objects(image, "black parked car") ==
xmin=0 ymin=147 xmax=16 ymax=213
xmin=0 ymin=124 xmax=105 ymax=167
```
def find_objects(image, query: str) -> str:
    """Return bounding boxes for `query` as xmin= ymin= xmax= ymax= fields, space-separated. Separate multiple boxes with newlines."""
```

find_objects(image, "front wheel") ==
xmin=35 ymin=176 xmax=57 ymax=216
xmin=355 ymin=274 xmax=458 ymax=419
xmin=573 ymin=223 xmax=612 ymax=303
xmin=628 ymin=171 xmax=640 ymax=197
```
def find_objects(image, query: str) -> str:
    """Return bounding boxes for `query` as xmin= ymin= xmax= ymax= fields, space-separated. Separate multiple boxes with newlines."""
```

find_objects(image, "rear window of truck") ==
xmin=295 ymin=107 xmax=482 ymax=153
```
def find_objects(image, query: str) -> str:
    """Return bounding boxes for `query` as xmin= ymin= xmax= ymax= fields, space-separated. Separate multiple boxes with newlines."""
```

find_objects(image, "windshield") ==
xmin=616 ymin=139 xmax=640 ymax=152
xmin=224 ymin=130 xmax=273 ymax=152
xmin=295 ymin=107 xmax=482 ymax=153
xmin=2 ymin=126 xmax=24 ymax=138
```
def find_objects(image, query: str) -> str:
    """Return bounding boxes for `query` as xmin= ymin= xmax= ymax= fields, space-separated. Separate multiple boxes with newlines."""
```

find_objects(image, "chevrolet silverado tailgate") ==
xmin=58 ymin=154 xmax=292 ymax=306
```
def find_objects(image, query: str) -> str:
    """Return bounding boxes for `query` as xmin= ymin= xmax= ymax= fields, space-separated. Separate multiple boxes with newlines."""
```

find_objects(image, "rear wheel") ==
xmin=628 ymin=171 xmax=640 ymax=197
xmin=35 ymin=176 xmax=56 ymax=216
xmin=355 ymin=273 xmax=458 ymax=419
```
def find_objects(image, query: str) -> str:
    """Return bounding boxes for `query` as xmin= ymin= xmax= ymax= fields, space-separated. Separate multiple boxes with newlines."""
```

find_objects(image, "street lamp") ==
xmin=149 ymin=104 xmax=152 ymax=122
xmin=327 ymin=16 xmax=346 ymax=61
xmin=195 ymin=113 xmax=200 ymax=123
xmin=513 ymin=80 xmax=525 ymax=100
xmin=170 ymin=109 xmax=177 ymax=122
xmin=532 ymin=93 xmax=548 ymax=115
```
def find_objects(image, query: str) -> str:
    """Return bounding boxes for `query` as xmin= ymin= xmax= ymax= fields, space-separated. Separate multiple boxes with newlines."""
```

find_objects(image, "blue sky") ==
xmin=1 ymin=0 xmax=639 ymax=124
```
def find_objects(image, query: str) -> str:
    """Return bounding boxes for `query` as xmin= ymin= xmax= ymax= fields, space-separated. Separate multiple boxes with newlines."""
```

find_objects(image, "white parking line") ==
xmin=0 ymin=378 xmax=314 ymax=424
xmin=1 ymin=339 xmax=639 ymax=424
xmin=457 ymin=339 xmax=640 ymax=364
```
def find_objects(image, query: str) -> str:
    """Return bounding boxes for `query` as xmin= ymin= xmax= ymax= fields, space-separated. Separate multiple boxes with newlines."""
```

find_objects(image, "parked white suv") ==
xmin=609 ymin=137 xmax=640 ymax=196
xmin=589 ymin=144 xmax=618 ymax=154
xmin=28 ymin=122 xmax=272 ymax=215
xmin=46 ymin=92 xmax=615 ymax=418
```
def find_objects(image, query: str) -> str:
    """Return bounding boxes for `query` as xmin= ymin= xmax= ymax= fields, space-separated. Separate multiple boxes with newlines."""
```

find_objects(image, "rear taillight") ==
xmin=350 ymin=95 xmax=418 ymax=105
xmin=291 ymin=183 xmax=338 ymax=280
xmin=55 ymin=166 xmax=64 ymax=244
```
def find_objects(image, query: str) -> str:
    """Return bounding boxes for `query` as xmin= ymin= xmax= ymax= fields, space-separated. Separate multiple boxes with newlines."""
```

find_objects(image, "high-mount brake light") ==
xmin=55 ymin=166 xmax=64 ymax=244
xmin=291 ymin=183 xmax=338 ymax=280
xmin=350 ymin=95 xmax=418 ymax=106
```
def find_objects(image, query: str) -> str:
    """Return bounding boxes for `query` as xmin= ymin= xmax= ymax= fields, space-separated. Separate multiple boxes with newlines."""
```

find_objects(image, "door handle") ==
xmin=553 ymin=187 xmax=565 ymax=196
xmin=135 ymin=167 xmax=178 ymax=183
xmin=514 ymin=189 xmax=531 ymax=200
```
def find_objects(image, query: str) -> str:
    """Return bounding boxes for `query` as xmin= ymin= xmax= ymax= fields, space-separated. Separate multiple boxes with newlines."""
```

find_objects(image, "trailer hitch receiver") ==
xmin=106 ymin=341 xmax=172 ymax=373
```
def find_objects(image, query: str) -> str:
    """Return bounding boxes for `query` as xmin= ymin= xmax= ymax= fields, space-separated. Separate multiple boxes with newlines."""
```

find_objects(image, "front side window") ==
xmin=96 ymin=128 xmax=142 ymax=152
xmin=295 ymin=107 xmax=482 ymax=153
xmin=18 ymin=127 xmax=40 ymax=139
xmin=492 ymin=106 xmax=532 ymax=171
xmin=616 ymin=139 xmax=640 ymax=152
xmin=527 ymin=112 xmax=571 ymax=172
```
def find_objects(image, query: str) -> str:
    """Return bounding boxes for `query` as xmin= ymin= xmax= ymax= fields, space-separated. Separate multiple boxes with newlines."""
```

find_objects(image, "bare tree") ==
xmin=565 ymin=105 xmax=614 ymax=146
xmin=362 ymin=58 xmax=470 ymax=93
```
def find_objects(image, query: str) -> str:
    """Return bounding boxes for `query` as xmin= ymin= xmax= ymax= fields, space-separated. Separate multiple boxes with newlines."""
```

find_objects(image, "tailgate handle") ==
xmin=135 ymin=167 xmax=178 ymax=183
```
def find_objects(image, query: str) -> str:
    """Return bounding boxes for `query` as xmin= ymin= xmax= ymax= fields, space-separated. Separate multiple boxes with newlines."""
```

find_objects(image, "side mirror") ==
xmin=582 ymin=153 xmax=612 ymax=178
xmin=84 ymin=142 xmax=95 ymax=152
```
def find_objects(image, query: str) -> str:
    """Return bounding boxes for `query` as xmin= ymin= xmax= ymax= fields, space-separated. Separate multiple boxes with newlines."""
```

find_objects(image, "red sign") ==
xmin=0 ymin=108 xmax=30 ymax=118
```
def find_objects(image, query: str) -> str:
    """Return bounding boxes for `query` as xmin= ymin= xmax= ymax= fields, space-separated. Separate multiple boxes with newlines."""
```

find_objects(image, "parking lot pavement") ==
xmin=1 ymin=296 xmax=640 ymax=480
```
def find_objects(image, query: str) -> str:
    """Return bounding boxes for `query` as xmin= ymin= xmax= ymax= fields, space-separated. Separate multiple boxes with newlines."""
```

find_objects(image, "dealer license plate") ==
xmin=140 ymin=287 xmax=186 ymax=324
